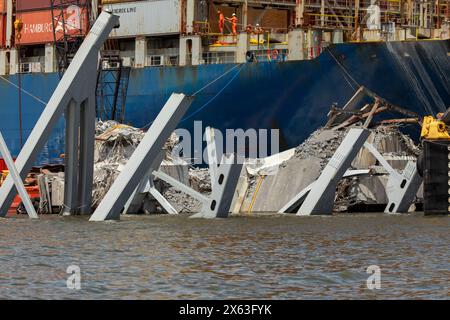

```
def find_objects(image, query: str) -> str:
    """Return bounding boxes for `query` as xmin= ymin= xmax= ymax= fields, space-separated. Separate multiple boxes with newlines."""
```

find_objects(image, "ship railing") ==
xmin=246 ymin=48 xmax=289 ymax=63
xmin=304 ymin=0 xmax=355 ymax=9
xmin=304 ymin=12 xmax=355 ymax=30
xmin=218 ymin=0 xmax=296 ymax=9
xmin=146 ymin=55 xmax=179 ymax=67
xmin=303 ymin=0 xmax=401 ymax=11
xmin=438 ymin=2 xmax=449 ymax=18
xmin=359 ymin=0 xmax=398 ymax=11
xmin=19 ymin=62 xmax=43 ymax=74
xmin=201 ymin=52 xmax=236 ymax=65
xmin=193 ymin=20 xmax=212 ymax=35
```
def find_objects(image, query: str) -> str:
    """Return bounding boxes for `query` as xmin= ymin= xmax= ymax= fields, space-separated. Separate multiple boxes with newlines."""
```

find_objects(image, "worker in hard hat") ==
xmin=226 ymin=13 xmax=238 ymax=35
xmin=254 ymin=23 xmax=263 ymax=49
xmin=218 ymin=10 xmax=225 ymax=34
xmin=254 ymin=23 xmax=263 ymax=34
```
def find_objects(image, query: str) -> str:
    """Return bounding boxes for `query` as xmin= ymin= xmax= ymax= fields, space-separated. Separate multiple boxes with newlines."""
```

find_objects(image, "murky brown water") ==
xmin=0 ymin=213 xmax=448 ymax=299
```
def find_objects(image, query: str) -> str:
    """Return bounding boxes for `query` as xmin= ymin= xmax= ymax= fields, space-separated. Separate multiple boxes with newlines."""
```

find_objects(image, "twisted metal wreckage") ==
xmin=0 ymin=12 xmax=425 ymax=221
xmin=0 ymin=11 xmax=243 ymax=221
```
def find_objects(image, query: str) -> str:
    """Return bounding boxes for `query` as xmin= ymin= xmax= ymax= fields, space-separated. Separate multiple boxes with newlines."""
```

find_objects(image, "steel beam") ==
xmin=279 ymin=169 xmax=370 ymax=213
xmin=77 ymin=96 xmax=97 ymax=214
xmin=192 ymin=154 xmax=243 ymax=219
xmin=205 ymin=127 xmax=219 ymax=188
xmin=151 ymin=126 xmax=241 ymax=219
xmin=0 ymin=12 xmax=119 ymax=217
xmin=279 ymin=181 xmax=315 ymax=214
xmin=384 ymin=161 xmax=422 ymax=213
xmin=123 ymin=172 xmax=178 ymax=215
xmin=298 ymin=128 xmax=370 ymax=215
xmin=62 ymin=100 xmax=80 ymax=215
xmin=192 ymin=128 xmax=243 ymax=219
xmin=123 ymin=173 xmax=150 ymax=215
xmin=122 ymin=150 xmax=179 ymax=215
xmin=364 ymin=142 xmax=422 ymax=213
xmin=153 ymin=170 xmax=208 ymax=204
xmin=110 ymin=123 xmax=241 ymax=220
xmin=363 ymin=142 xmax=397 ymax=176
xmin=280 ymin=133 xmax=420 ymax=215
xmin=0 ymin=132 xmax=38 ymax=219
xmin=90 ymin=94 xmax=194 ymax=221
xmin=149 ymin=185 xmax=178 ymax=215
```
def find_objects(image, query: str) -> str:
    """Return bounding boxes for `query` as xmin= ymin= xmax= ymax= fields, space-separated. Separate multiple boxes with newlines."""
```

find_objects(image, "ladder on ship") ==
xmin=95 ymin=43 xmax=131 ymax=123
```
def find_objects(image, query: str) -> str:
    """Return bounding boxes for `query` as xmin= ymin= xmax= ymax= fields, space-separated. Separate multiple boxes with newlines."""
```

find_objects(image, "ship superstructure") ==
xmin=0 ymin=1 xmax=448 ymax=165
xmin=0 ymin=0 xmax=448 ymax=74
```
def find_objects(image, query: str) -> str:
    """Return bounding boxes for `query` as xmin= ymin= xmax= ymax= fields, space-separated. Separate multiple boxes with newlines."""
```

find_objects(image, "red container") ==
xmin=0 ymin=158 xmax=8 ymax=171
xmin=16 ymin=8 xmax=89 ymax=45
xmin=17 ymin=0 xmax=89 ymax=12
xmin=0 ymin=14 xmax=5 ymax=48
xmin=12 ymin=186 xmax=40 ymax=212
xmin=0 ymin=0 xmax=5 ymax=13
xmin=0 ymin=160 xmax=40 ymax=215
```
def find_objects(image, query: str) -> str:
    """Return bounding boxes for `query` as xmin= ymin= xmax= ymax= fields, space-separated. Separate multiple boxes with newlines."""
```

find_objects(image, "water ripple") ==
xmin=0 ymin=214 xmax=448 ymax=299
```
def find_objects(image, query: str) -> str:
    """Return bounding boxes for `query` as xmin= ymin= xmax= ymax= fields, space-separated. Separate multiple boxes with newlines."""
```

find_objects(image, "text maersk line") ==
xmin=108 ymin=0 xmax=174 ymax=14
xmin=111 ymin=7 xmax=137 ymax=14
xmin=179 ymin=304 xmax=272 ymax=317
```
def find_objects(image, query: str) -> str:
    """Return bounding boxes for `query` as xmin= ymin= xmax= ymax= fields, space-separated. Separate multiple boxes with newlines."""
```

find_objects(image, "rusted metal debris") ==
xmin=326 ymin=86 xmax=421 ymax=130
xmin=378 ymin=118 xmax=420 ymax=125
xmin=332 ymin=104 xmax=388 ymax=130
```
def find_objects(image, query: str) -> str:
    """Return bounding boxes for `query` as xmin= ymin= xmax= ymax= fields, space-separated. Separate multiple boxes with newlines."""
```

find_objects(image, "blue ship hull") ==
xmin=0 ymin=40 xmax=449 ymax=164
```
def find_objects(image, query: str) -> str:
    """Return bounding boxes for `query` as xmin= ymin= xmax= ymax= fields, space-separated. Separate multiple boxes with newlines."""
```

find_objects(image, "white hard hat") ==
xmin=232 ymin=13 xmax=236 ymax=16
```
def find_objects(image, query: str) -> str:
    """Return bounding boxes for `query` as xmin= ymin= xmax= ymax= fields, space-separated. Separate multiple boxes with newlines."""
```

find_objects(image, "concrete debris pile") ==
xmin=188 ymin=168 xmax=212 ymax=193
xmin=161 ymin=188 xmax=203 ymax=213
xmin=92 ymin=121 xmax=146 ymax=207
xmin=232 ymin=91 xmax=425 ymax=214
xmin=368 ymin=125 xmax=420 ymax=157
xmin=334 ymin=125 xmax=421 ymax=212
xmin=291 ymin=125 xmax=419 ymax=170
xmin=23 ymin=88 xmax=424 ymax=216
xmin=156 ymin=168 xmax=211 ymax=213
xmin=238 ymin=128 xmax=347 ymax=213
xmin=92 ymin=120 xmax=182 ymax=208
xmin=92 ymin=121 xmax=212 ymax=213
xmin=293 ymin=128 xmax=350 ymax=170
xmin=234 ymin=123 xmax=422 ymax=214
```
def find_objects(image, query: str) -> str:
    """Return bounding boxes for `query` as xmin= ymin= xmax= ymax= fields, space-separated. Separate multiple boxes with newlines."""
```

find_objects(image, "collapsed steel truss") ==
xmin=0 ymin=11 xmax=119 ymax=218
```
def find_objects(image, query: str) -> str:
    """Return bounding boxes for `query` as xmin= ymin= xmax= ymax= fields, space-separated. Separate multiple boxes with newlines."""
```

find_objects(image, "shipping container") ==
xmin=104 ymin=0 xmax=181 ymax=38
xmin=16 ymin=8 xmax=89 ymax=45
xmin=0 ymin=14 xmax=5 ymax=47
xmin=101 ymin=0 xmax=143 ymax=4
xmin=0 ymin=1 xmax=6 ymax=48
xmin=0 ymin=158 xmax=9 ymax=171
xmin=17 ymin=0 xmax=89 ymax=12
